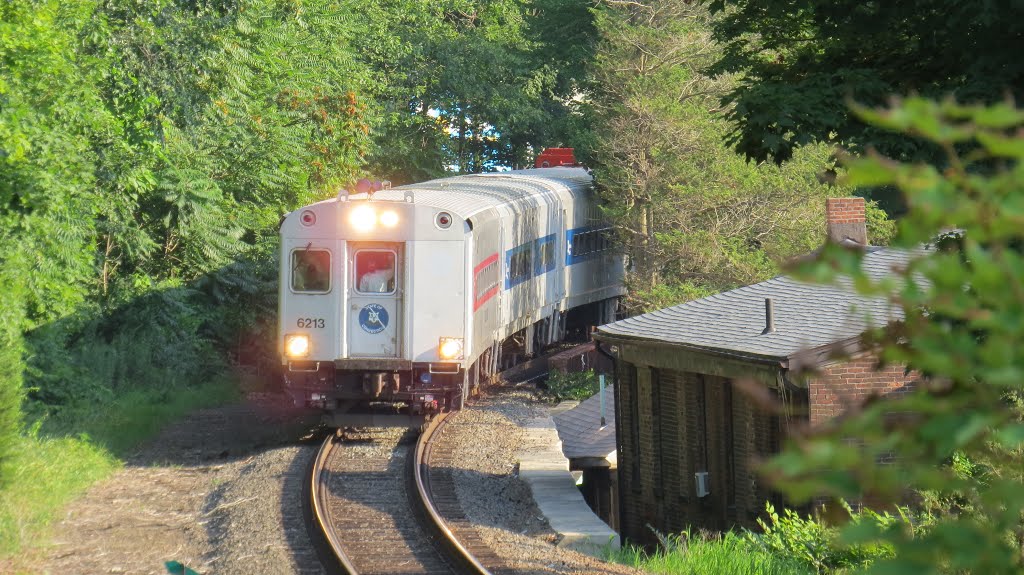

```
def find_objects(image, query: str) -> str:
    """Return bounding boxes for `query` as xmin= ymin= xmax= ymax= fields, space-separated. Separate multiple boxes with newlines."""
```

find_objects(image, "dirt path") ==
xmin=10 ymin=399 xmax=326 ymax=575
xmin=8 ymin=390 xmax=638 ymax=575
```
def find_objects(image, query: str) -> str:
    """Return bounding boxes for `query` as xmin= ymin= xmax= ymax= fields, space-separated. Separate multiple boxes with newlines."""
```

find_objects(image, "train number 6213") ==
xmin=296 ymin=318 xmax=325 ymax=328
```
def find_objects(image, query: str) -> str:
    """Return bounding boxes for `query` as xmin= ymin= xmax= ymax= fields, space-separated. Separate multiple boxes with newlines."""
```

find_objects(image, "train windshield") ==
xmin=291 ymin=249 xmax=331 ymax=293
xmin=355 ymin=250 xmax=396 ymax=294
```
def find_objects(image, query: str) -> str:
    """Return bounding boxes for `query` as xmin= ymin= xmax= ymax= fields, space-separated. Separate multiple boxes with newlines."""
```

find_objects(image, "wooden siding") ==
xmin=617 ymin=363 xmax=787 ymax=546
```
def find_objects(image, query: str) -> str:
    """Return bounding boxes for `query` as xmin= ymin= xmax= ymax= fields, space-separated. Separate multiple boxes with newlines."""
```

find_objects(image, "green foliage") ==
xmin=609 ymin=502 xmax=925 ymax=575
xmin=747 ymin=502 xmax=910 ymax=574
xmin=583 ymin=1 xmax=882 ymax=313
xmin=1 ymin=379 xmax=234 ymax=556
xmin=352 ymin=0 xmax=593 ymax=179
xmin=543 ymin=369 xmax=602 ymax=402
xmin=0 ymin=431 xmax=118 ymax=556
xmin=768 ymin=98 xmax=1024 ymax=573
xmin=0 ymin=274 xmax=25 ymax=488
xmin=37 ymin=380 xmax=238 ymax=457
xmin=609 ymin=529 xmax=815 ymax=575
xmin=0 ymin=1 xmax=603 ymax=555
xmin=0 ymin=0 xmax=375 ymax=418
xmin=704 ymin=0 xmax=1024 ymax=164
xmin=864 ymin=200 xmax=896 ymax=246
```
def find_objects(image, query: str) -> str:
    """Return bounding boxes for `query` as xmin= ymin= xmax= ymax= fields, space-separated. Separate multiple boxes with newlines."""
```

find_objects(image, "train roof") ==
xmin=302 ymin=167 xmax=593 ymax=220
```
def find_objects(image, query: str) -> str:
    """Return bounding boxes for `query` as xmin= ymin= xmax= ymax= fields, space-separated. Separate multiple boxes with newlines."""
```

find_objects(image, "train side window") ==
xmin=571 ymin=232 xmax=585 ymax=257
xmin=534 ymin=235 xmax=556 ymax=275
xmin=291 ymin=249 xmax=331 ymax=293
xmin=355 ymin=250 xmax=396 ymax=294
xmin=506 ymin=245 xmax=532 ymax=288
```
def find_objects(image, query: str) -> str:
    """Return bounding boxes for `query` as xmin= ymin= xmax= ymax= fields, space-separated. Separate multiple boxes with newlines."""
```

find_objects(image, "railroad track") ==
xmin=306 ymin=342 xmax=590 ymax=574
xmin=308 ymin=413 xmax=515 ymax=575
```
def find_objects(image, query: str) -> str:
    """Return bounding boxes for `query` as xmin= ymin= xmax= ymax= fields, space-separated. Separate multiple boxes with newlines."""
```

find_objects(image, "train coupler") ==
xmin=362 ymin=372 xmax=400 ymax=397
xmin=410 ymin=394 xmax=439 ymax=415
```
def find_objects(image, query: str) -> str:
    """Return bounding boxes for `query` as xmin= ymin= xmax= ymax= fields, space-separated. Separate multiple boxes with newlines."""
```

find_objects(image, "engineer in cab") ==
xmin=357 ymin=251 xmax=395 ymax=293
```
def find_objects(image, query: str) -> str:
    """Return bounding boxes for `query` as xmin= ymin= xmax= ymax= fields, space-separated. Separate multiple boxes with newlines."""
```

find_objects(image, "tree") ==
xmin=582 ymin=1 xmax=891 ymax=311
xmin=353 ymin=0 xmax=597 ymax=180
xmin=770 ymin=98 xmax=1024 ymax=573
xmin=704 ymin=0 xmax=1024 ymax=165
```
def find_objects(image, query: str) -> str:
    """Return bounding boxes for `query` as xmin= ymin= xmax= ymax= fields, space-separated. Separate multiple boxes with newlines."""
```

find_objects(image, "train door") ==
xmin=554 ymin=208 xmax=566 ymax=302
xmin=348 ymin=243 xmax=403 ymax=357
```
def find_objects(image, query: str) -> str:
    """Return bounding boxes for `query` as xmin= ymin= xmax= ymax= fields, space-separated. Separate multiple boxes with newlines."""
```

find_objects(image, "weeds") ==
xmin=543 ymin=369 xmax=602 ymax=402
xmin=609 ymin=502 xmax=926 ymax=575
xmin=608 ymin=528 xmax=814 ymax=575
xmin=0 ymin=379 xmax=236 ymax=557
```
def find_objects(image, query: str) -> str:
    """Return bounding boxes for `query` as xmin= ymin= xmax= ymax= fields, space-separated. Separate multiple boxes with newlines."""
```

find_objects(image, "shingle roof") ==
xmin=596 ymin=247 xmax=923 ymax=361
xmin=552 ymin=386 xmax=617 ymax=461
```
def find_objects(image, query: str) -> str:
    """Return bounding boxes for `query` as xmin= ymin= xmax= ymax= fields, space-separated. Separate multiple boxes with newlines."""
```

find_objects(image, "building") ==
xmin=593 ymin=199 xmax=921 ymax=546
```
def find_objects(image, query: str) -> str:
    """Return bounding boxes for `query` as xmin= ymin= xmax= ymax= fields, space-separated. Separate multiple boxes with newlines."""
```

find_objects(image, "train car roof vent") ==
xmin=535 ymin=147 xmax=577 ymax=168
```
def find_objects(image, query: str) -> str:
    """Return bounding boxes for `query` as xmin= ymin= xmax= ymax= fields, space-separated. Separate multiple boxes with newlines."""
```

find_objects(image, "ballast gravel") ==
xmin=15 ymin=389 xmax=640 ymax=575
xmin=443 ymin=388 xmax=640 ymax=575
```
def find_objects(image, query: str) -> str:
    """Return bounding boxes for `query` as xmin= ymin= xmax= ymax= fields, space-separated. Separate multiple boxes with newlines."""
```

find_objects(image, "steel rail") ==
xmin=310 ymin=434 xmax=360 ymax=574
xmin=412 ymin=413 xmax=492 ymax=575
xmin=308 ymin=341 xmax=593 ymax=573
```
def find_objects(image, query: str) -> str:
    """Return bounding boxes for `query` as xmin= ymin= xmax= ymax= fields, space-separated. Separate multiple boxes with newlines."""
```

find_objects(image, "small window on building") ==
xmin=291 ymin=249 xmax=331 ymax=293
xmin=355 ymin=250 xmax=396 ymax=294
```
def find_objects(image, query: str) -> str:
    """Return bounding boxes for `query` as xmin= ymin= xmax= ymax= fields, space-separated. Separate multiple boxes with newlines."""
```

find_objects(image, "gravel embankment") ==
xmin=445 ymin=388 xmax=641 ymax=575
xmin=15 ymin=389 xmax=639 ymax=575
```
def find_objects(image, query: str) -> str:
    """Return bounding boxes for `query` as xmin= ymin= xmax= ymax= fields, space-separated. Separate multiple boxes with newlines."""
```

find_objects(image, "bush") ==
xmin=543 ymin=369 xmax=602 ymax=402
xmin=745 ymin=502 xmax=915 ymax=574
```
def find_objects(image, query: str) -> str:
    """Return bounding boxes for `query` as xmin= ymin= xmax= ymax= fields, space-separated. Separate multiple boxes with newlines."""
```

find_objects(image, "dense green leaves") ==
xmin=705 ymin=0 xmax=1024 ymax=165
xmin=774 ymin=99 xmax=1024 ymax=573
xmin=0 ymin=0 xmax=601 ymax=495
xmin=582 ymin=1 xmax=892 ymax=312
xmin=0 ymin=0 xmax=376 ymax=441
xmin=353 ymin=0 xmax=594 ymax=180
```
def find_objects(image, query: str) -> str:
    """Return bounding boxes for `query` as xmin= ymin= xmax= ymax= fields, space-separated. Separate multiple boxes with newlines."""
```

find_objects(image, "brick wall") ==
xmin=808 ymin=353 xmax=918 ymax=426
xmin=825 ymin=197 xmax=866 ymax=224
xmin=825 ymin=197 xmax=868 ymax=244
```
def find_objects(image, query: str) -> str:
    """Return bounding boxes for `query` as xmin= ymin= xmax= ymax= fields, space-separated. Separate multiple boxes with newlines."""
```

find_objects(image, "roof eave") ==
xmin=593 ymin=331 xmax=789 ymax=368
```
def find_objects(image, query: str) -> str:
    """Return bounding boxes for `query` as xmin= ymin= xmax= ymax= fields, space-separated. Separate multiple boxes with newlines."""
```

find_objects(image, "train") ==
xmin=277 ymin=149 xmax=625 ymax=427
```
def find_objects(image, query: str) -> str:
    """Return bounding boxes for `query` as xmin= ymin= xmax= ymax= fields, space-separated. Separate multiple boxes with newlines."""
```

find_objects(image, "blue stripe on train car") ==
xmin=565 ymin=225 xmax=605 ymax=266
xmin=533 ymin=234 xmax=557 ymax=277
xmin=504 ymin=242 xmax=532 ymax=290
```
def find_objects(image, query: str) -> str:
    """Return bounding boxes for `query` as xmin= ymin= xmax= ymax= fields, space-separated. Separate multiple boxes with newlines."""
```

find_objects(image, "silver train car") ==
xmin=278 ymin=160 xmax=624 ymax=426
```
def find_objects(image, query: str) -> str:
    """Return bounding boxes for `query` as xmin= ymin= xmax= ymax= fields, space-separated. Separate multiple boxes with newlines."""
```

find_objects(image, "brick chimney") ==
xmin=826 ymin=197 xmax=868 ymax=246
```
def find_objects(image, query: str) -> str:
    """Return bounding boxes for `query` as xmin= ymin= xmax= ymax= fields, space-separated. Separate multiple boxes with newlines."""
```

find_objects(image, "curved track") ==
xmin=307 ymin=344 xmax=583 ymax=574
xmin=309 ymin=418 xmax=496 ymax=575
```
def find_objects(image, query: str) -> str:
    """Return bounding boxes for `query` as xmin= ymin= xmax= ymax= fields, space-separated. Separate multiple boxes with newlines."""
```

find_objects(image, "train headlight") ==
xmin=349 ymin=204 xmax=376 ymax=232
xmin=380 ymin=210 xmax=399 ymax=228
xmin=438 ymin=337 xmax=464 ymax=360
xmin=285 ymin=334 xmax=310 ymax=358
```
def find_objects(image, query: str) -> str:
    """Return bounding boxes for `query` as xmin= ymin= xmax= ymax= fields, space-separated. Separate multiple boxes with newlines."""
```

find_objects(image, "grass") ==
xmin=0 ymin=379 xmax=238 ymax=557
xmin=0 ymin=433 xmax=117 ymax=556
xmin=607 ymin=531 xmax=816 ymax=575
xmin=37 ymin=379 xmax=239 ymax=455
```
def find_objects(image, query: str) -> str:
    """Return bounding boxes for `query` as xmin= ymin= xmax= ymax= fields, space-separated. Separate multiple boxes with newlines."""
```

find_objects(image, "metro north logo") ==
xmin=358 ymin=303 xmax=389 ymax=334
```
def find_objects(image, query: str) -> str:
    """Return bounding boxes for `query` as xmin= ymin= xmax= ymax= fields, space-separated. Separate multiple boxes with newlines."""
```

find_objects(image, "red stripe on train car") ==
xmin=473 ymin=253 xmax=500 ymax=312
xmin=473 ymin=286 xmax=499 ymax=312
xmin=474 ymin=252 xmax=499 ymax=273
